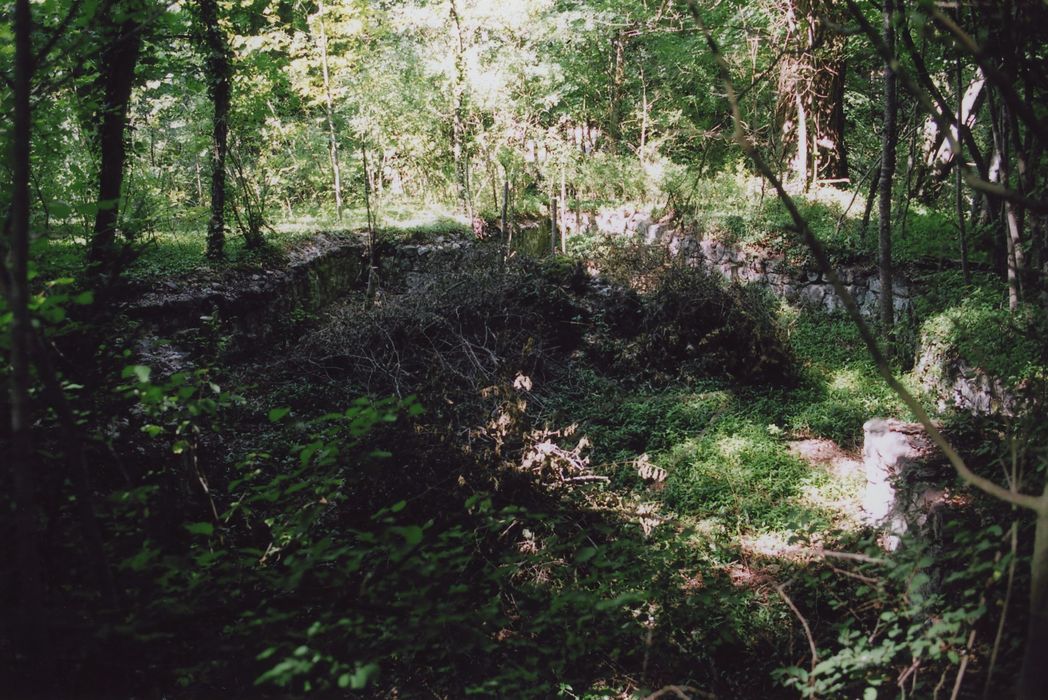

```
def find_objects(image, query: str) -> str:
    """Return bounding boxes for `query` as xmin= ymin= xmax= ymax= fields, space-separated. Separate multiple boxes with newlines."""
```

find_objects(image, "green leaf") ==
xmin=574 ymin=547 xmax=597 ymax=563
xmin=48 ymin=200 xmax=73 ymax=219
xmin=349 ymin=662 xmax=379 ymax=689
xmin=141 ymin=424 xmax=164 ymax=438
xmin=185 ymin=522 xmax=215 ymax=537
xmin=73 ymin=291 xmax=94 ymax=305
xmin=268 ymin=407 xmax=291 ymax=422
xmin=391 ymin=525 xmax=423 ymax=547
xmin=864 ymin=688 xmax=878 ymax=700
xmin=123 ymin=365 xmax=152 ymax=384
xmin=390 ymin=500 xmax=407 ymax=513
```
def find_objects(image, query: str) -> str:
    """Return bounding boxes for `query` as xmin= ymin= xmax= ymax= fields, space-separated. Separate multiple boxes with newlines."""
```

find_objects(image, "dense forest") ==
xmin=2 ymin=0 xmax=1048 ymax=697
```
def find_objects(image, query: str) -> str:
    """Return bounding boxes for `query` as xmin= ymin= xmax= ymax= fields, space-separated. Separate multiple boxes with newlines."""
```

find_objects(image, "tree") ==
xmin=197 ymin=0 xmax=234 ymax=259
xmin=776 ymin=0 xmax=849 ymax=189
xmin=7 ymin=0 xmax=46 ymax=671
xmin=84 ymin=0 xmax=148 ymax=281
xmin=877 ymin=0 xmax=897 ymax=345
xmin=313 ymin=0 xmax=344 ymax=222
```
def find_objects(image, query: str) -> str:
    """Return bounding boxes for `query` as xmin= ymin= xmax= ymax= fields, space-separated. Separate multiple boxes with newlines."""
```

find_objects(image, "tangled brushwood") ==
xmin=299 ymin=241 xmax=796 ymax=408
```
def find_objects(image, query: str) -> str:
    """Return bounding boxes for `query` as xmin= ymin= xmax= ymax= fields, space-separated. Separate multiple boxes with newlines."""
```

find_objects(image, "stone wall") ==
xmin=578 ymin=207 xmax=913 ymax=319
xmin=914 ymin=345 xmax=1024 ymax=416
xmin=127 ymin=233 xmax=369 ymax=354
xmin=862 ymin=418 xmax=951 ymax=552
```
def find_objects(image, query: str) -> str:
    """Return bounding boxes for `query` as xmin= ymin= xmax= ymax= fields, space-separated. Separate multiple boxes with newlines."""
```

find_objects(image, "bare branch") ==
xmin=775 ymin=582 xmax=819 ymax=697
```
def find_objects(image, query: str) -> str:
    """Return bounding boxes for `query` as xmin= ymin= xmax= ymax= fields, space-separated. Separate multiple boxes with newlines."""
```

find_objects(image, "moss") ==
xmin=919 ymin=293 xmax=1048 ymax=390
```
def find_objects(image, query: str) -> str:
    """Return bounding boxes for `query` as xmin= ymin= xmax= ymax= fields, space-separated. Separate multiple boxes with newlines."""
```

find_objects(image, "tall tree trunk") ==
xmin=449 ymin=0 xmax=473 ymax=220
xmin=639 ymin=73 xmax=649 ymax=163
xmin=777 ymin=0 xmax=849 ymax=190
xmin=316 ymin=0 xmax=343 ymax=222
xmin=606 ymin=32 xmax=626 ymax=146
xmin=956 ymin=53 xmax=971 ymax=284
xmin=86 ymin=15 xmax=143 ymax=279
xmin=500 ymin=179 xmax=510 ymax=261
xmin=815 ymin=53 xmax=849 ymax=183
xmin=8 ymin=0 xmax=46 ymax=666
xmin=878 ymin=0 xmax=898 ymax=345
xmin=990 ymin=92 xmax=1024 ymax=309
xmin=1020 ymin=507 xmax=1048 ymax=700
xmin=560 ymin=168 xmax=567 ymax=250
xmin=794 ymin=92 xmax=809 ymax=189
xmin=550 ymin=194 xmax=558 ymax=254
xmin=199 ymin=0 xmax=232 ymax=258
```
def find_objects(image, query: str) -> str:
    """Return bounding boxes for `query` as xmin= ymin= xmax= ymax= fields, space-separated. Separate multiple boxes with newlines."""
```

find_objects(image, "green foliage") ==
xmin=661 ymin=417 xmax=825 ymax=531
xmin=784 ymin=312 xmax=909 ymax=446
xmin=775 ymin=523 xmax=1011 ymax=698
xmin=918 ymin=290 xmax=1048 ymax=391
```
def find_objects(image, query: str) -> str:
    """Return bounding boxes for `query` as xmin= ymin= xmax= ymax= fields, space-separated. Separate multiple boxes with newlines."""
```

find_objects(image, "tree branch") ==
xmin=686 ymin=0 xmax=1045 ymax=514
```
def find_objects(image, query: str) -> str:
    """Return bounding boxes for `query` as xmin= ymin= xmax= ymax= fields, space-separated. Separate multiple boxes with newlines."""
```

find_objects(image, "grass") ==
xmin=543 ymin=305 xmax=913 ymax=573
xmin=35 ymin=200 xmax=474 ymax=284
xmin=666 ymin=168 xmax=983 ymax=267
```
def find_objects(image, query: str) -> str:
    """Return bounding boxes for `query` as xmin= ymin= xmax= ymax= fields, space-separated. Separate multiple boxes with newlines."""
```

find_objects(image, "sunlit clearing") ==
xmin=739 ymin=532 xmax=804 ymax=561
xmin=804 ymin=183 xmax=867 ymax=217
xmin=829 ymin=368 xmax=863 ymax=392
xmin=715 ymin=435 xmax=754 ymax=459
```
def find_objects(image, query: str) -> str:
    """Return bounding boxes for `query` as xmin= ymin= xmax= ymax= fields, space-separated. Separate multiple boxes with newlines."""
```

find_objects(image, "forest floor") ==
xmin=57 ymin=223 xmax=1023 ymax=699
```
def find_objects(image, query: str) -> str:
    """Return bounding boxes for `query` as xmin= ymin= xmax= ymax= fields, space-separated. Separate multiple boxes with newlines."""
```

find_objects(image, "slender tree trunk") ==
xmin=449 ymin=0 xmax=473 ymax=220
xmin=199 ymin=0 xmax=231 ymax=258
xmin=1020 ymin=506 xmax=1048 ymax=700
xmin=878 ymin=0 xmax=898 ymax=345
xmin=9 ymin=0 xmax=46 ymax=666
xmin=607 ymin=32 xmax=626 ymax=145
xmin=956 ymin=53 xmax=971 ymax=284
xmin=550 ymin=195 xmax=558 ymax=254
xmin=794 ymin=92 xmax=808 ymax=190
xmin=990 ymin=93 xmax=1023 ymax=309
xmin=316 ymin=1 xmax=343 ymax=222
xmin=501 ymin=180 xmax=509 ymax=263
xmin=861 ymin=165 xmax=881 ymax=246
xmin=361 ymin=145 xmax=378 ymax=309
xmin=86 ymin=17 xmax=142 ymax=278
xmin=639 ymin=75 xmax=649 ymax=163
xmin=560 ymin=168 xmax=568 ymax=251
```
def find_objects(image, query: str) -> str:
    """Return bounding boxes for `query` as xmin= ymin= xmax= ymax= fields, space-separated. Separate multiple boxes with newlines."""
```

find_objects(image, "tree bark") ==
xmin=878 ymin=0 xmax=898 ymax=345
xmin=86 ymin=14 xmax=143 ymax=278
xmin=8 ymin=0 xmax=46 ymax=665
xmin=316 ymin=0 xmax=343 ymax=222
xmin=550 ymin=195 xmax=558 ymax=254
xmin=794 ymin=92 xmax=809 ymax=189
xmin=449 ymin=0 xmax=473 ymax=220
xmin=990 ymin=92 xmax=1024 ymax=309
xmin=199 ymin=0 xmax=232 ymax=258
xmin=778 ymin=0 xmax=849 ymax=189
xmin=606 ymin=31 xmax=626 ymax=146
xmin=956 ymin=54 xmax=971 ymax=285
xmin=1019 ymin=508 xmax=1048 ymax=700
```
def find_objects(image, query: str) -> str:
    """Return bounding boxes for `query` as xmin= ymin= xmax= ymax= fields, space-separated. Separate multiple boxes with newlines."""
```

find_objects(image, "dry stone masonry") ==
xmin=581 ymin=206 xmax=913 ymax=318
xmin=861 ymin=418 xmax=951 ymax=550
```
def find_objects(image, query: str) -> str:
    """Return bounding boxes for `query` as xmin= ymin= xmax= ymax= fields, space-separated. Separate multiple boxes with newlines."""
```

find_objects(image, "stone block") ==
xmin=862 ymin=419 xmax=946 ymax=549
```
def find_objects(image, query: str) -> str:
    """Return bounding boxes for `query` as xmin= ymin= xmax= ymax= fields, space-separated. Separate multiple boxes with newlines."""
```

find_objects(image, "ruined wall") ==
xmin=580 ymin=208 xmax=914 ymax=319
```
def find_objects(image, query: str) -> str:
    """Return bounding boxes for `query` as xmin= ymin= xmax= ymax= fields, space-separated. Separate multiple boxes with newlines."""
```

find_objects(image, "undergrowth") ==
xmin=16 ymin=235 xmax=1033 ymax=699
